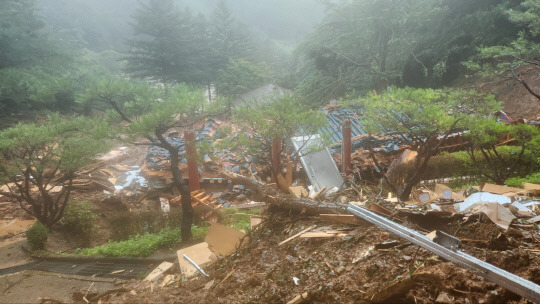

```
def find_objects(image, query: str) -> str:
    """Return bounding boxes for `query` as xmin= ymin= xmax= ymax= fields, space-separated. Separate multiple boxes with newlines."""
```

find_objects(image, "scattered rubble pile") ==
xmin=91 ymin=179 xmax=540 ymax=304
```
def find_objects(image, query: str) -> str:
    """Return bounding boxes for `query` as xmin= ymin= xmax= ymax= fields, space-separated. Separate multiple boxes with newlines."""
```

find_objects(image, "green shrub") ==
xmin=218 ymin=208 xmax=261 ymax=232
xmin=76 ymin=225 xmax=209 ymax=257
xmin=506 ymin=172 xmax=540 ymax=188
xmin=392 ymin=146 xmax=539 ymax=184
xmin=26 ymin=222 xmax=49 ymax=250
xmin=60 ymin=200 xmax=96 ymax=234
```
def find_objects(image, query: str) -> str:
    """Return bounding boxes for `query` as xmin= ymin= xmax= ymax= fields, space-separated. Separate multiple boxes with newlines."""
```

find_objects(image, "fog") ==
xmin=38 ymin=0 xmax=325 ymax=52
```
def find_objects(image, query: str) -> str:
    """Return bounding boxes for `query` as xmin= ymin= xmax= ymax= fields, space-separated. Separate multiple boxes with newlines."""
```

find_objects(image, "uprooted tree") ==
xmin=232 ymin=95 xmax=327 ymax=185
xmin=358 ymin=87 xmax=500 ymax=202
xmin=464 ymin=118 xmax=540 ymax=185
xmin=0 ymin=115 xmax=111 ymax=228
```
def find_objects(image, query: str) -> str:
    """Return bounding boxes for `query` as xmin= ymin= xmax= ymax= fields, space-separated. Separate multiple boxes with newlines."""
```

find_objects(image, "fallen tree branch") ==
xmin=220 ymin=170 xmax=346 ymax=215
xmin=86 ymin=287 xmax=129 ymax=303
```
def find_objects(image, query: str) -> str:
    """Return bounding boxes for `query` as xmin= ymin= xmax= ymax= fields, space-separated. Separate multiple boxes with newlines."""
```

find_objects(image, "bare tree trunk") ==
xmin=155 ymin=128 xmax=193 ymax=243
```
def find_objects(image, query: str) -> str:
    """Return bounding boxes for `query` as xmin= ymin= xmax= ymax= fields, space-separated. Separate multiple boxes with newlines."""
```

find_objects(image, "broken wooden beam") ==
xmin=220 ymin=171 xmax=346 ymax=216
xmin=278 ymin=225 xmax=316 ymax=246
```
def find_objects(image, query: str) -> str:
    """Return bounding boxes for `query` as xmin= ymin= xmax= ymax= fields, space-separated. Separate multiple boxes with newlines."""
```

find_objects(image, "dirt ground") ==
xmin=476 ymin=65 xmax=540 ymax=119
xmin=0 ymin=271 xmax=118 ymax=304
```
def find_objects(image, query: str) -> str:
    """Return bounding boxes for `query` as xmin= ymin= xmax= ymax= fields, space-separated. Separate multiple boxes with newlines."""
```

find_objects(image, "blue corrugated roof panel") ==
xmin=319 ymin=108 xmax=366 ymax=144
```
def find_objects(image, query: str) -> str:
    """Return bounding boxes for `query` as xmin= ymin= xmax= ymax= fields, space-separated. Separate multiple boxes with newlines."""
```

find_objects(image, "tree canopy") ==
xmin=357 ymin=87 xmax=501 ymax=201
xmin=0 ymin=115 xmax=111 ymax=227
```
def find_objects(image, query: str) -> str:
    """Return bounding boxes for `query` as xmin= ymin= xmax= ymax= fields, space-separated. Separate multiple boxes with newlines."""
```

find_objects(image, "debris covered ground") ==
xmin=1 ymin=111 xmax=540 ymax=303
xmin=101 ymin=205 xmax=540 ymax=304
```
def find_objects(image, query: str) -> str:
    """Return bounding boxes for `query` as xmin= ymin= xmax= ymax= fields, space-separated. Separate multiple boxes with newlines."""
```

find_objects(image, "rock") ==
xmin=335 ymin=266 xmax=345 ymax=274
xmin=435 ymin=291 xmax=452 ymax=304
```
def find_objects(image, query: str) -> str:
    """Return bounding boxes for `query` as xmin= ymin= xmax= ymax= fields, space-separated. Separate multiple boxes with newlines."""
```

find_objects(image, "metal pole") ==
xmin=183 ymin=254 xmax=209 ymax=277
xmin=347 ymin=204 xmax=540 ymax=303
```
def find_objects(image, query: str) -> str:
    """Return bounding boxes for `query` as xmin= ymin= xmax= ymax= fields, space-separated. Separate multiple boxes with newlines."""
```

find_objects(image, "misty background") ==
xmin=38 ymin=0 xmax=326 ymax=52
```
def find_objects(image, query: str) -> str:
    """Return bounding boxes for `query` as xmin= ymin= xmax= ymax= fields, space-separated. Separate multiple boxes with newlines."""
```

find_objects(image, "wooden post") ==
xmin=342 ymin=119 xmax=352 ymax=176
xmin=184 ymin=131 xmax=200 ymax=192
xmin=272 ymin=137 xmax=282 ymax=179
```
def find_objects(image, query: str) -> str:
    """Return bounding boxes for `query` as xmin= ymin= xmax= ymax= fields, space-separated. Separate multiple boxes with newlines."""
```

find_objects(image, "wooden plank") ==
xmin=177 ymin=242 xmax=217 ymax=278
xmin=205 ymin=223 xmax=246 ymax=256
xmin=288 ymin=186 xmax=308 ymax=198
xmin=481 ymin=183 xmax=526 ymax=195
xmin=285 ymin=161 xmax=293 ymax=186
xmin=310 ymin=185 xmax=327 ymax=200
xmin=299 ymin=232 xmax=347 ymax=238
xmin=286 ymin=292 xmax=309 ymax=304
xmin=144 ymin=262 xmax=174 ymax=282
xmin=194 ymin=192 xmax=206 ymax=199
xmin=369 ymin=203 xmax=392 ymax=216
xmin=524 ymin=183 xmax=540 ymax=195
xmin=319 ymin=214 xmax=361 ymax=225
xmin=276 ymin=173 xmax=289 ymax=192
xmin=278 ymin=225 xmax=316 ymax=246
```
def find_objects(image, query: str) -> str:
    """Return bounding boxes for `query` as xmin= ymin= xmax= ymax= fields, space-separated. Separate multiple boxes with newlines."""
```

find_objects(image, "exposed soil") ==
xmin=476 ymin=65 xmax=540 ymax=119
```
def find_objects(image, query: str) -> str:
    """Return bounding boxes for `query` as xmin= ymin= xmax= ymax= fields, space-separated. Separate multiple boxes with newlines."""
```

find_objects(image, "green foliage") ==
xmin=25 ymin=222 xmax=50 ymax=250
xmin=359 ymin=87 xmax=499 ymax=137
xmin=465 ymin=0 xmax=540 ymax=100
xmin=209 ymin=1 xmax=255 ymax=64
xmin=60 ymin=201 xmax=96 ymax=235
xmin=77 ymin=226 xmax=208 ymax=257
xmin=0 ymin=0 xmax=51 ymax=69
xmin=232 ymin=95 xmax=327 ymax=178
xmin=125 ymin=0 xmax=213 ymax=85
xmin=394 ymin=147 xmax=539 ymax=184
xmin=77 ymin=75 xmax=158 ymax=119
xmin=464 ymin=118 xmax=540 ymax=184
xmin=0 ymin=115 xmax=112 ymax=227
xmin=506 ymin=172 xmax=540 ymax=188
xmin=218 ymin=208 xmax=261 ymax=232
xmin=217 ymin=58 xmax=269 ymax=98
xmin=128 ymin=84 xmax=213 ymax=136
xmin=295 ymin=0 xmax=523 ymax=103
xmin=234 ymin=95 xmax=326 ymax=140
xmin=0 ymin=0 xmax=80 ymax=117
xmin=507 ymin=0 xmax=540 ymax=37
xmin=356 ymin=87 xmax=500 ymax=200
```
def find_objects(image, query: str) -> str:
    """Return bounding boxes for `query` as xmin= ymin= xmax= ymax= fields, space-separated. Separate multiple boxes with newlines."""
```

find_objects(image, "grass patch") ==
xmin=506 ymin=172 xmax=540 ymax=188
xmin=76 ymin=225 xmax=209 ymax=257
xmin=218 ymin=208 xmax=261 ymax=232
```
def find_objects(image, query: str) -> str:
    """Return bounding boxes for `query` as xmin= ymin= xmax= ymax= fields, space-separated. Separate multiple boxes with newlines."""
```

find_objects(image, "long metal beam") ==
xmin=347 ymin=204 xmax=540 ymax=303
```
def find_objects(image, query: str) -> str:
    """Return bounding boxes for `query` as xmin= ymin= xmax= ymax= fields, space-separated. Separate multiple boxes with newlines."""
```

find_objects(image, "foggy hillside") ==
xmin=38 ymin=0 xmax=325 ymax=52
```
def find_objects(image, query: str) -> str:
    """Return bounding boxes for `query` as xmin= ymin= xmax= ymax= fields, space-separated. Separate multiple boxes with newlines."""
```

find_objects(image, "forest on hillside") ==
xmin=1 ymin=0 xmax=539 ymax=122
